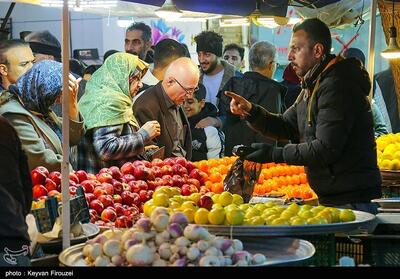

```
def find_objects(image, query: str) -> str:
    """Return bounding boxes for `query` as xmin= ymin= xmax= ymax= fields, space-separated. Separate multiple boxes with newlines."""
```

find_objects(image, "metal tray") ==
xmin=372 ymin=198 xmax=400 ymax=209
xmin=203 ymin=210 xmax=376 ymax=237
xmin=59 ymin=237 xmax=315 ymax=267
xmin=39 ymin=223 xmax=99 ymax=253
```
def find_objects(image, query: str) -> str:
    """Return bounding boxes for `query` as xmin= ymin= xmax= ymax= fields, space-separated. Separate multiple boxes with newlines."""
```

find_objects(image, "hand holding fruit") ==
xmin=142 ymin=121 xmax=161 ymax=140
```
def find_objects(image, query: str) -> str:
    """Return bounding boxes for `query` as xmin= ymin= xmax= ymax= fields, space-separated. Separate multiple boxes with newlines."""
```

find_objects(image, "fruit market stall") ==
xmin=58 ymin=209 xmax=316 ymax=267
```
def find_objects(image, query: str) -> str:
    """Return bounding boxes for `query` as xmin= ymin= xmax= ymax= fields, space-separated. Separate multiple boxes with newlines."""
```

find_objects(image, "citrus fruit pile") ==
xmin=376 ymin=133 xmax=400 ymax=170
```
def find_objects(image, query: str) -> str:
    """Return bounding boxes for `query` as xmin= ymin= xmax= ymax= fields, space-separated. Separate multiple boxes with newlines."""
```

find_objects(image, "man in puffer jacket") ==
xmin=225 ymin=18 xmax=381 ymax=213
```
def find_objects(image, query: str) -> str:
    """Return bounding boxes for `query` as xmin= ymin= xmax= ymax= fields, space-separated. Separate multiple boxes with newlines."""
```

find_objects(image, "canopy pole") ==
xmin=367 ymin=0 xmax=378 ymax=99
xmin=61 ymin=0 xmax=71 ymax=251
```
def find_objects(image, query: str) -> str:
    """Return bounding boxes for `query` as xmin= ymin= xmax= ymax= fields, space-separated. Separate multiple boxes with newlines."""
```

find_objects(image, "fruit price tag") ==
xmin=249 ymin=196 xmax=285 ymax=205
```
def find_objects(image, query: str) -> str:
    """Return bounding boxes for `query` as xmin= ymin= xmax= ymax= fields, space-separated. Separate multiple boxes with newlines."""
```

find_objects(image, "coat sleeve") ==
xmin=69 ymin=115 xmax=85 ymax=146
xmin=2 ymin=113 xmax=65 ymax=172
xmin=282 ymin=77 xmax=355 ymax=167
xmin=371 ymin=100 xmax=389 ymax=137
xmin=92 ymin=124 xmax=149 ymax=161
xmin=204 ymin=126 xmax=223 ymax=159
xmin=245 ymin=103 xmax=299 ymax=142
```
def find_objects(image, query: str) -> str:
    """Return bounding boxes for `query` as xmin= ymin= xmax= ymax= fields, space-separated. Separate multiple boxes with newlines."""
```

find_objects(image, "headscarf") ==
xmin=78 ymin=53 xmax=148 ymax=130
xmin=10 ymin=60 xmax=63 ymax=139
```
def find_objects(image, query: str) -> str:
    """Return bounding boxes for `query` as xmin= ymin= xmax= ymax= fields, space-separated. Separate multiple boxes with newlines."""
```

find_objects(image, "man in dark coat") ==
xmin=218 ymin=41 xmax=286 ymax=156
xmin=225 ymin=18 xmax=381 ymax=213
xmin=134 ymin=57 xmax=199 ymax=160
xmin=0 ymin=115 xmax=32 ymax=266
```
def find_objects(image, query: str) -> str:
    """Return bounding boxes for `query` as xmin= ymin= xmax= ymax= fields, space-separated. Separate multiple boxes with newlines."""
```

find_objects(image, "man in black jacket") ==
xmin=218 ymin=41 xmax=287 ymax=156
xmin=0 ymin=115 xmax=32 ymax=266
xmin=225 ymin=18 xmax=381 ymax=213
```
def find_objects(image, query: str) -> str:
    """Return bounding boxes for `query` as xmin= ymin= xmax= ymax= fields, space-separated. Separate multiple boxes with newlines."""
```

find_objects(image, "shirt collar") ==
xmin=161 ymin=84 xmax=177 ymax=109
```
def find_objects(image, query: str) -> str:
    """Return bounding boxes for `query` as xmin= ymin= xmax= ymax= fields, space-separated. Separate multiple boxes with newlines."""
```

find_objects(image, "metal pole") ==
xmin=61 ymin=0 xmax=71 ymax=251
xmin=367 ymin=0 xmax=378 ymax=99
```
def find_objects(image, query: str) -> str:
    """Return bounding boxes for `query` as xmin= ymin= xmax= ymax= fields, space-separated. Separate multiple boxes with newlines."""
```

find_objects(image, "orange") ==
xmin=299 ymin=173 xmax=308 ymax=184
xmin=209 ymin=173 xmax=222 ymax=183
xmin=211 ymin=183 xmax=224 ymax=194
xmin=198 ymin=160 xmax=209 ymax=172
xmin=257 ymin=173 xmax=265 ymax=184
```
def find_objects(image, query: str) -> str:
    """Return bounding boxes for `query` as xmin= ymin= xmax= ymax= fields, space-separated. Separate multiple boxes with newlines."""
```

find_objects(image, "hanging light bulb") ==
xmin=155 ymin=0 xmax=183 ymax=21
xmin=381 ymin=0 xmax=400 ymax=59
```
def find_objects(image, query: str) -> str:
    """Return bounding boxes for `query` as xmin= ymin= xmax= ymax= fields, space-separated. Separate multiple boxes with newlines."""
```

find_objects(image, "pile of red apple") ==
xmin=30 ymin=157 xmax=209 ymax=228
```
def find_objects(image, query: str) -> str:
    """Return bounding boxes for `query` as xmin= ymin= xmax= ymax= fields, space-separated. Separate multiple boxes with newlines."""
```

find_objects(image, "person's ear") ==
xmin=0 ymin=64 xmax=8 ymax=76
xmin=199 ymin=99 xmax=206 ymax=109
xmin=314 ymin=43 xmax=324 ymax=59
xmin=145 ymin=40 xmax=152 ymax=51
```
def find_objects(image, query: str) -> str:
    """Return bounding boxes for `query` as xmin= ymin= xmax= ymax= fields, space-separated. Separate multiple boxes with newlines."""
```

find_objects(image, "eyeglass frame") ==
xmin=173 ymin=78 xmax=199 ymax=96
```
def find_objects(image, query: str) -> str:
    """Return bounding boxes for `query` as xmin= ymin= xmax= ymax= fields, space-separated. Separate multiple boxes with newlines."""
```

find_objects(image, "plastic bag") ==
xmin=223 ymin=158 xmax=262 ymax=203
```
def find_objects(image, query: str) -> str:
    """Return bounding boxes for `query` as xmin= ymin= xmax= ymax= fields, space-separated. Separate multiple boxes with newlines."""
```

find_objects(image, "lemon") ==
xmin=249 ymin=216 xmax=265 ymax=226
xmin=245 ymin=208 xmax=260 ymax=219
xmin=182 ymin=208 xmax=195 ymax=223
xmin=339 ymin=209 xmax=356 ymax=222
xmin=226 ymin=208 xmax=245 ymax=225
xmin=280 ymin=210 xmax=296 ymax=220
xmin=211 ymin=193 xmax=220 ymax=204
xmin=232 ymin=194 xmax=244 ymax=205
xmin=154 ymin=186 xmax=172 ymax=197
xmin=143 ymin=200 xmax=155 ymax=217
xmin=265 ymin=214 xmax=280 ymax=225
xmin=194 ymin=208 xmax=209 ymax=224
xmin=254 ymin=203 xmax=267 ymax=212
xmin=224 ymin=204 xmax=238 ymax=213
xmin=287 ymin=203 xmax=300 ymax=213
xmin=152 ymin=193 xmax=169 ymax=207
xmin=327 ymin=208 xmax=341 ymax=223
xmin=270 ymin=218 xmax=290 ymax=226
xmin=239 ymin=204 xmax=251 ymax=211
xmin=297 ymin=209 xmax=314 ymax=219
xmin=181 ymin=201 xmax=198 ymax=211
xmin=212 ymin=203 xmax=224 ymax=210
xmin=208 ymin=208 xmax=225 ymax=225
xmin=188 ymin=193 xmax=201 ymax=204
xmin=217 ymin=192 xmax=233 ymax=207
xmin=290 ymin=217 xmax=307 ymax=226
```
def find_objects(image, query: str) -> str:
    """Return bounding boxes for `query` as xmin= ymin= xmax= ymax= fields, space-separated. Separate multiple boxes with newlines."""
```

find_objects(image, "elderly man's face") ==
xmin=125 ymin=30 xmax=149 ymax=60
xmin=0 ymin=46 xmax=35 ymax=86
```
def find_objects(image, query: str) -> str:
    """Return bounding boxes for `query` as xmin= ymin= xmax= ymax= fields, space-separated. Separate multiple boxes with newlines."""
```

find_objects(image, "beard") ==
xmin=201 ymin=58 xmax=219 ymax=74
xmin=126 ymin=49 xmax=145 ymax=60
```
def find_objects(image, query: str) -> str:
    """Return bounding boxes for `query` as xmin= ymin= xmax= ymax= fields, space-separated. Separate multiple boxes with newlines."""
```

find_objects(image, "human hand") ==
xmin=243 ymin=143 xmax=274 ymax=163
xmin=144 ymin=145 xmax=159 ymax=151
xmin=142 ymin=120 xmax=161 ymax=139
xmin=224 ymin=91 xmax=252 ymax=117
xmin=195 ymin=116 xmax=221 ymax=128
xmin=68 ymin=74 xmax=81 ymax=120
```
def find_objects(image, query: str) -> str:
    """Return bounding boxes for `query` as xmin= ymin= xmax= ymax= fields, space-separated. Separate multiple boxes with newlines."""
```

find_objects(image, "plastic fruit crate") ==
xmin=336 ymin=234 xmax=400 ymax=266
xmin=293 ymin=234 xmax=336 ymax=266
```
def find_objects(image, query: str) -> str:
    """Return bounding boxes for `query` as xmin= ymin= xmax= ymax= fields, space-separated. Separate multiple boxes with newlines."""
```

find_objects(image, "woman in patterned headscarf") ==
xmin=78 ymin=53 xmax=160 ymax=173
xmin=0 ymin=60 xmax=83 ymax=172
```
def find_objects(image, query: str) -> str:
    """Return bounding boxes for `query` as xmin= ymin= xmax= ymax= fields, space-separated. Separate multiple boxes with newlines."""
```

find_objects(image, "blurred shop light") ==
xmin=117 ymin=17 xmax=135 ymax=28
xmin=219 ymin=17 xmax=250 ymax=27
xmin=381 ymin=0 xmax=400 ymax=59
xmin=155 ymin=0 xmax=183 ymax=21
xmin=40 ymin=0 xmax=118 ymax=8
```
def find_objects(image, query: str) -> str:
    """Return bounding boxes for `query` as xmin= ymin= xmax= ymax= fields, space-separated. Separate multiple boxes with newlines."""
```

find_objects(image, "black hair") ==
xmin=194 ymin=31 xmax=223 ymax=57
xmin=83 ymin=65 xmax=99 ymax=76
xmin=293 ymin=18 xmax=332 ymax=55
xmin=0 ymin=39 xmax=29 ymax=65
xmin=343 ymin=48 xmax=365 ymax=66
xmin=103 ymin=49 xmax=119 ymax=62
xmin=181 ymin=43 xmax=191 ymax=58
xmin=154 ymin=39 xmax=186 ymax=68
xmin=223 ymin=43 xmax=245 ymax=60
xmin=193 ymin=83 xmax=206 ymax=101
xmin=126 ymin=22 xmax=152 ymax=43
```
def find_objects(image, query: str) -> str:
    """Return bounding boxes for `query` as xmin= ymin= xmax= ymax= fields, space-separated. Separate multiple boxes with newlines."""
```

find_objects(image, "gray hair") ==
xmin=249 ymin=41 xmax=276 ymax=70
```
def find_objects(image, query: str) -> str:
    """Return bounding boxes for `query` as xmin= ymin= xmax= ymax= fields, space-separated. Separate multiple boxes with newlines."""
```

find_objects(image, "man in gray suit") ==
xmin=134 ymin=57 xmax=199 ymax=160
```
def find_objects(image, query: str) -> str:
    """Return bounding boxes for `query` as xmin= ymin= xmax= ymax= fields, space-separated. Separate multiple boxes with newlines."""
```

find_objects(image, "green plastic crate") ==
xmin=336 ymin=234 xmax=400 ymax=266
xmin=294 ymin=234 xmax=336 ymax=266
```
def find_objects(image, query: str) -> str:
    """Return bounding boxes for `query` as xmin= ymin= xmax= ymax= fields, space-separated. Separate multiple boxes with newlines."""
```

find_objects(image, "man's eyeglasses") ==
xmin=173 ymin=78 xmax=199 ymax=96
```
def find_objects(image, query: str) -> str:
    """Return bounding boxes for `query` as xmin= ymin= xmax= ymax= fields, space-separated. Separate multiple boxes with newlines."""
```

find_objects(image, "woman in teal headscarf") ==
xmin=78 ymin=53 xmax=160 ymax=173
xmin=0 ymin=60 xmax=83 ymax=171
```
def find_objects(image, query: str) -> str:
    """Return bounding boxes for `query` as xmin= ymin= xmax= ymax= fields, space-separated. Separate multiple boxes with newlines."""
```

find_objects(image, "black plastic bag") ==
xmin=223 ymin=158 xmax=262 ymax=203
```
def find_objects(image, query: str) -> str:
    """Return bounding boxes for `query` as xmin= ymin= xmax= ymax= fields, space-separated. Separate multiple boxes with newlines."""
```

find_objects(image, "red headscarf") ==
xmin=283 ymin=63 xmax=300 ymax=84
